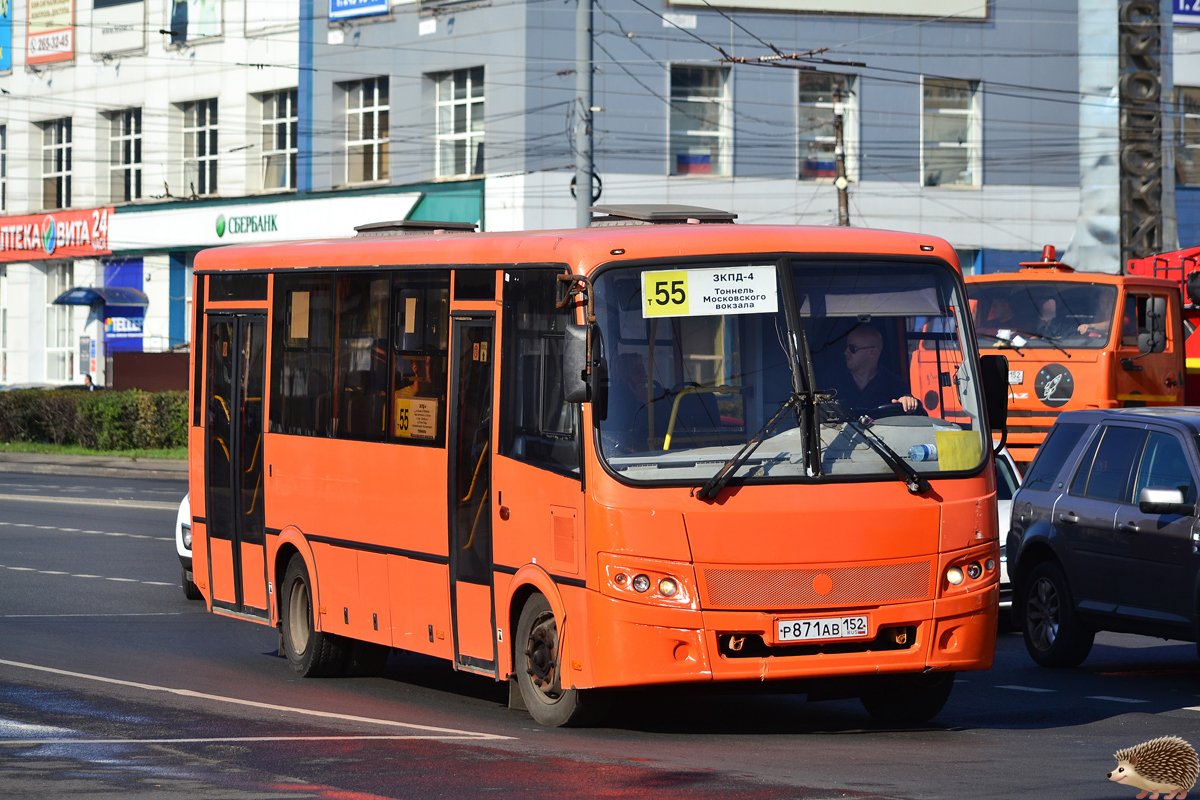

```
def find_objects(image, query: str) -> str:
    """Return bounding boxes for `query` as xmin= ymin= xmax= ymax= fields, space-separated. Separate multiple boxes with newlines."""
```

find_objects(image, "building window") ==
xmin=921 ymin=78 xmax=981 ymax=188
xmin=344 ymin=77 xmax=389 ymax=184
xmin=110 ymin=108 xmax=143 ymax=203
xmin=46 ymin=263 xmax=73 ymax=381
xmin=670 ymin=66 xmax=730 ymax=176
xmin=1 ymin=125 xmax=7 ymax=211
xmin=1176 ymin=86 xmax=1200 ymax=186
xmin=183 ymin=99 xmax=218 ymax=196
xmin=798 ymin=73 xmax=856 ymax=181
xmin=261 ymin=89 xmax=298 ymax=191
xmin=434 ymin=67 xmax=484 ymax=178
xmin=42 ymin=118 xmax=72 ymax=209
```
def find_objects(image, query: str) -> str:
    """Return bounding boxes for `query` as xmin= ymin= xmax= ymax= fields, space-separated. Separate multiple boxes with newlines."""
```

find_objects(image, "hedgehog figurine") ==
xmin=1108 ymin=736 xmax=1200 ymax=800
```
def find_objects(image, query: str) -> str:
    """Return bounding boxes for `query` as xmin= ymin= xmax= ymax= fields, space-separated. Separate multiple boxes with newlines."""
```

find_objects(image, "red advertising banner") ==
xmin=27 ymin=0 xmax=74 ymax=65
xmin=0 ymin=207 xmax=113 ymax=262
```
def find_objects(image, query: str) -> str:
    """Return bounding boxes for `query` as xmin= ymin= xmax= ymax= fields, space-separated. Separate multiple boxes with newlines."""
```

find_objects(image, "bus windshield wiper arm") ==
xmin=695 ymin=392 xmax=805 ymax=502
xmin=817 ymin=396 xmax=931 ymax=495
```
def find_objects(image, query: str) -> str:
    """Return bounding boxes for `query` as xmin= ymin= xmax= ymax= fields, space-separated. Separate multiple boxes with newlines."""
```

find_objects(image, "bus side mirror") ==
xmin=563 ymin=324 xmax=602 ymax=403
xmin=979 ymin=354 xmax=1009 ymax=433
xmin=1138 ymin=296 xmax=1167 ymax=354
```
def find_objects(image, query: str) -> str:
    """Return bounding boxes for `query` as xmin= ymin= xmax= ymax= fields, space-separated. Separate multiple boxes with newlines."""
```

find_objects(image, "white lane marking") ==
xmin=996 ymin=685 xmax=1057 ymax=693
xmin=1 ymin=735 xmax=494 ymax=745
xmin=0 ymin=564 xmax=175 ymax=587
xmin=0 ymin=522 xmax=172 ymax=542
xmin=1088 ymin=696 xmax=1149 ymax=704
xmin=1 ymin=618 xmax=183 ymax=623
xmin=0 ymin=659 xmax=513 ymax=740
xmin=0 ymin=493 xmax=177 ymax=511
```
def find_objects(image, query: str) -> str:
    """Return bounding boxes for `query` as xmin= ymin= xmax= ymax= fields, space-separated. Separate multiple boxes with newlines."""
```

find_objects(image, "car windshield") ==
xmin=967 ymin=281 xmax=1118 ymax=350
xmin=592 ymin=259 xmax=987 ymax=484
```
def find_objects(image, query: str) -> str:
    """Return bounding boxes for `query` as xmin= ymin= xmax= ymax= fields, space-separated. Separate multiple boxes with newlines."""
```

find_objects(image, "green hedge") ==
xmin=0 ymin=390 xmax=189 ymax=451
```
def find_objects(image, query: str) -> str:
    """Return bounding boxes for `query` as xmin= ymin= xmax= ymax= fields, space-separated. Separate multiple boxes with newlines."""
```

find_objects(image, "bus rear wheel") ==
xmin=281 ymin=553 xmax=347 ymax=677
xmin=515 ymin=594 xmax=596 ymax=727
xmin=859 ymin=671 xmax=955 ymax=724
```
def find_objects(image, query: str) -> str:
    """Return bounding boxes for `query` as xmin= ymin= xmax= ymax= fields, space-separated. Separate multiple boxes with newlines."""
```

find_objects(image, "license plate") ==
xmin=1008 ymin=370 xmax=1024 ymax=385
xmin=776 ymin=615 xmax=869 ymax=643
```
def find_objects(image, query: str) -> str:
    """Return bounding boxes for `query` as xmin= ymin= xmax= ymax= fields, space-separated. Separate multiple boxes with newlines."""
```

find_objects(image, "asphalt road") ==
xmin=3 ymin=473 xmax=1200 ymax=799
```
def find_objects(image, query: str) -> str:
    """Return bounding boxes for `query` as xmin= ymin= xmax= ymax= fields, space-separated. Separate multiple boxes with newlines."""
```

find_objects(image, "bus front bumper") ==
xmin=580 ymin=585 xmax=997 ymax=689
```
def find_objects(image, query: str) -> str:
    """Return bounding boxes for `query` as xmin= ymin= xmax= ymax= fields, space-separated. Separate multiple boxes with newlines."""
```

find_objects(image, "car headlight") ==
xmin=182 ymin=525 xmax=192 ymax=549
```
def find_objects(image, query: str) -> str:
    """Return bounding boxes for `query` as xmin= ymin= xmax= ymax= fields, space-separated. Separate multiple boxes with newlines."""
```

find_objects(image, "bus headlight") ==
xmin=598 ymin=553 xmax=699 ymax=609
xmin=946 ymin=566 xmax=965 ymax=585
xmin=966 ymin=562 xmax=982 ymax=579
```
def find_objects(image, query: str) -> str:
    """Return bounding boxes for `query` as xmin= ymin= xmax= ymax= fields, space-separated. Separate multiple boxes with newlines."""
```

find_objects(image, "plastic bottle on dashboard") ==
xmin=908 ymin=444 xmax=938 ymax=462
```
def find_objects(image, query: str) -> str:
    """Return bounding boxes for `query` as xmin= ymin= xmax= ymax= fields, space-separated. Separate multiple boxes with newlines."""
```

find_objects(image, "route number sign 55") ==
xmin=641 ymin=266 xmax=779 ymax=319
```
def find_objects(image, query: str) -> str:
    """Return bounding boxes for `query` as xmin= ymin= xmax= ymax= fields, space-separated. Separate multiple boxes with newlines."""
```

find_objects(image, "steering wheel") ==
xmin=868 ymin=401 xmax=928 ymax=419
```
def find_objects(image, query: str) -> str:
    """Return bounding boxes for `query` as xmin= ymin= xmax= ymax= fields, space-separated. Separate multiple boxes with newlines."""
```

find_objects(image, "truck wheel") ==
xmin=515 ymin=594 xmax=599 ymax=727
xmin=181 ymin=566 xmax=203 ymax=601
xmin=280 ymin=553 xmax=347 ymax=677
xmin=1022 ymin=561 xmax=1094 ymax=668
xmin=860 ymin=672 xmax=955 ymax=724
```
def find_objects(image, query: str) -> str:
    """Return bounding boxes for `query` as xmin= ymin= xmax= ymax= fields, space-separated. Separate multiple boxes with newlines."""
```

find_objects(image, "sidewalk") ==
xmin=0 ymin=452 xmax=188 ymax=481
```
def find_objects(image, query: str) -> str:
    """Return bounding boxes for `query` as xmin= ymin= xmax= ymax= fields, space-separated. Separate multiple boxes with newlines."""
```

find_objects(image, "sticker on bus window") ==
xmin=641 ymin=266 xmax=778 ymax=319
xmin=395 ymin=395 xmax=439 ymax=440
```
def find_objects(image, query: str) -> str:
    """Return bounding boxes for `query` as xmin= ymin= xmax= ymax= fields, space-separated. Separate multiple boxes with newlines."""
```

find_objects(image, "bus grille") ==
xmin=699 ymin=561 xmax=932 ymax=610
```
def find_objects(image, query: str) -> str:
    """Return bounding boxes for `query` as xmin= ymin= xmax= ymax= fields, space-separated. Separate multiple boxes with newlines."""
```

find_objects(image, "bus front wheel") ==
xmin=281 ymin=553 xmax=347 ymax=678
xmin=515 ymin=594 xmax=596 ymax=727
xmin=859 ymin=671 xmax=955 ymax=724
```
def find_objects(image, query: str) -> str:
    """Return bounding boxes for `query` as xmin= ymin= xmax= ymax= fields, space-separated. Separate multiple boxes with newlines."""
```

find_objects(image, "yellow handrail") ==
xmin=663 ymin=385 xmax=742 ymax=451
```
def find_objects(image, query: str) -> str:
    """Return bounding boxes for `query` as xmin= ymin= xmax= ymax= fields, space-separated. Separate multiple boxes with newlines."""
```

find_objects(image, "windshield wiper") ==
xmin=816 ymin=396 xmax=931 ymax=495
xmin=980 ymin=327 xmax=1071 ymax=359
xmin=695 ymin=392 xmax=805 ymax=502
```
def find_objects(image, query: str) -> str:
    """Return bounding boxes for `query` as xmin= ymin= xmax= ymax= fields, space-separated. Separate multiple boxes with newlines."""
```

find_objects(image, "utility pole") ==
xmin=575 ymin=0 xmax=594 ymax=229
xmin=833 ymin=86 xmax=850 ymax=227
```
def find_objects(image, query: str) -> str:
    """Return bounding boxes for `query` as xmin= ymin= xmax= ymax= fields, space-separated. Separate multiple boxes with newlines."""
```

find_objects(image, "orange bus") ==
xmin=189 ymin=205 xmax=1007 ymax=726
xmin=961 ymin=247 xmax=1183 ymax=465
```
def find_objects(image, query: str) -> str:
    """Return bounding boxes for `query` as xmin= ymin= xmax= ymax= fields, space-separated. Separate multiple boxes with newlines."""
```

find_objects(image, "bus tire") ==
xmin=281 ymin=553 xmax=347 ymax=678
xmin=1021 ymin=561 xmax=1093 ymax=668
xmin=181 ymin=567 xmax=203 ymax=601
xmin=859 ymin=671 xmax=955 ymax=724
xmin=515 ymin=594 xmax=597 ymax=727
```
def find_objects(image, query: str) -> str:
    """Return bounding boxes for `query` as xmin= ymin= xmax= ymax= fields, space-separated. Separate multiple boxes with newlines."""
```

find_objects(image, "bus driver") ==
xmin=830 ymin=325 xmax=920 ymax=414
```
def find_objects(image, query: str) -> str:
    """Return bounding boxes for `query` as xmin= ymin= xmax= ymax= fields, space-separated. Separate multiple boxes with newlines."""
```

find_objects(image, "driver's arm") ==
xmin=893 ymin=394 xmax=919 ymax=413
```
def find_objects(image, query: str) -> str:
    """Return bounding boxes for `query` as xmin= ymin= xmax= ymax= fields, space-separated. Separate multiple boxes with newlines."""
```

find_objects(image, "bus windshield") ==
xmin=593 ymin=260 xmax=985 ymax=484
xmin=967 ymin=281 xmax=1119 ymax=350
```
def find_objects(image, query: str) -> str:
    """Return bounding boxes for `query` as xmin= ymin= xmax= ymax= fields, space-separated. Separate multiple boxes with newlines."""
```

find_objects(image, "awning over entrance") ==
xmin=53 ymin=286 xmax=150 ymax=307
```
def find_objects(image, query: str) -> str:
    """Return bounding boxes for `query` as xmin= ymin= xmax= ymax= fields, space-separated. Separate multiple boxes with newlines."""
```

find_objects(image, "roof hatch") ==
xmin=354 ymin=220 xmax=478 ymax=236
xmin=587 ymin=204 xmax=737 ymax=227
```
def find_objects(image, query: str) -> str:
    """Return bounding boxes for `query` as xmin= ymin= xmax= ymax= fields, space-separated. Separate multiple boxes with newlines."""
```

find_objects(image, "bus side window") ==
xmin=390 ymin=270 xmax=450 ymax=447
xmin=269 ymin=273 xmax=335 ymax=437
xmin=499 ymin=268 xmax=580 ymax=476
xmin=334 ymin=273 xmax=391 ymax=442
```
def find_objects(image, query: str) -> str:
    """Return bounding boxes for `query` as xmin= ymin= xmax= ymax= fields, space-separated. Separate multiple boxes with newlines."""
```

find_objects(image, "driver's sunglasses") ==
xmin=845 ymin=344 xmax=878 ymax=354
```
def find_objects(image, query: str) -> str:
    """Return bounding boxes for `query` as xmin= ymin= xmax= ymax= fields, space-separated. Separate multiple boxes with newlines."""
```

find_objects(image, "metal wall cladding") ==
xmin=699 ymin=561 xmax=933 ymax=610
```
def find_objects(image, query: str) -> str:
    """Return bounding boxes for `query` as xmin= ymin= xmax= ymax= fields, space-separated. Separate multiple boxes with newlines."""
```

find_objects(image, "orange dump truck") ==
xmin=956 ymin=247 xmax=1183 ymax=465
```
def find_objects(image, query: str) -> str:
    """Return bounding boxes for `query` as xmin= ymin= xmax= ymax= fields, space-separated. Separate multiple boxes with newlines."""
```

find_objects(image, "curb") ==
xmin=0 ymin=456 xmax=187 ymax=482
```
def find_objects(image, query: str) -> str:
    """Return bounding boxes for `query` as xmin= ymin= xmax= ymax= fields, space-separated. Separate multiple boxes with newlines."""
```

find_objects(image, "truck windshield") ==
xmin=593 ymin=259 xmax=986 ymax=484
xmin=968 ymin=281 xmax=1118 ymax=350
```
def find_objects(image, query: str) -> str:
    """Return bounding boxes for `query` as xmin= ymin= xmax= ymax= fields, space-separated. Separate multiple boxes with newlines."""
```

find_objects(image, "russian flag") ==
xmin=802 ymin=159 xmax=836 ymax=178
xmin=676 ymin=153 xmax=712 ymax=174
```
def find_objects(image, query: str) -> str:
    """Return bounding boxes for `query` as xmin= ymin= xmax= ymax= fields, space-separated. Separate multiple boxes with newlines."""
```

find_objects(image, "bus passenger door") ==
xmin=205 ymin=314 xmax=269 ymax=619
xmin=448 ymin=316 xmax=498 ymax=674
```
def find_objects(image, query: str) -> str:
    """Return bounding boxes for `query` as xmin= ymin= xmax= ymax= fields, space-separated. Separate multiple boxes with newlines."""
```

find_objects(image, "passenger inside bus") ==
xmin=828 ymin=325 xmax=920 ymax=414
